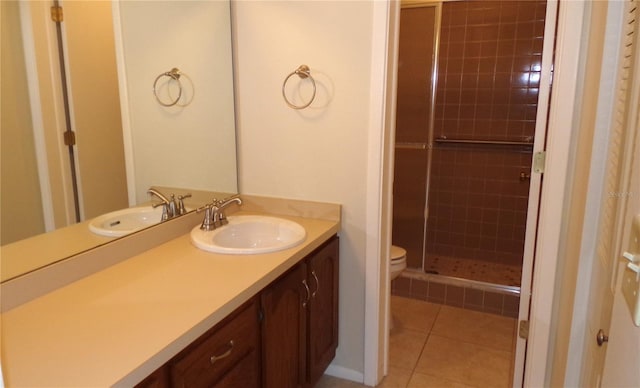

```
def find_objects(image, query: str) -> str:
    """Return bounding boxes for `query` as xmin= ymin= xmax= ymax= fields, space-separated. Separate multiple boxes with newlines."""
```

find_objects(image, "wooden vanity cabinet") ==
xmin=135 ymin=366 xmax=170 ymax=388
xmin=137 ymin=236 xmax=339 ymax=388
xmin=262 ymin=236 xmax=339 ymax=388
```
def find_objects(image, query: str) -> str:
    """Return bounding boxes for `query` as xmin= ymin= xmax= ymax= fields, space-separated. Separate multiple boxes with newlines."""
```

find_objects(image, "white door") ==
xmin=512 ymin=0 xmax=559 ymax=385
xmin=582 ymin=0 xmax=639 ymax=385
xmin=601 ymin=101 xmax=640 ymax=386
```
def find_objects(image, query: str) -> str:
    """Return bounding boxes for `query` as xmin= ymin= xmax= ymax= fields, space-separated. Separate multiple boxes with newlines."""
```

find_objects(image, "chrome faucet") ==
xmin=199 ymin=196 xmax=242 ymax=231
xmin=216 ymin=196 xmax=242 ymax=226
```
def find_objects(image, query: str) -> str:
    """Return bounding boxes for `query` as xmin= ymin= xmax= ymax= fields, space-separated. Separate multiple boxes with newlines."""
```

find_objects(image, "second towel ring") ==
xmin=282 ymin=65 xmax=316 ymax=109
xmin=153 ymin=68 xmax=183 ymax=107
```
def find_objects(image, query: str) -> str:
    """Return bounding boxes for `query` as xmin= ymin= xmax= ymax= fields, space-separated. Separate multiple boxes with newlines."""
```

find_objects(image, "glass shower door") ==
xmin=392 ymin=4 xmax=439 ymax=270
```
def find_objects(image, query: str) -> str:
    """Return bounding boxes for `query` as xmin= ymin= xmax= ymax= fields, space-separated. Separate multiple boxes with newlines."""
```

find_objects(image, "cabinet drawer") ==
xmin=171 ymin=299 xmax=260 ymax=388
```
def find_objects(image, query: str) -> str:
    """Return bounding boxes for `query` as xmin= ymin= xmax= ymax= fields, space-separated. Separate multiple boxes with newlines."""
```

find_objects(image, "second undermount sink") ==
xmin=190 ymin=215 xmax=307 ymax=255
xmin=89 ymin=206 xmax=166 ymax=237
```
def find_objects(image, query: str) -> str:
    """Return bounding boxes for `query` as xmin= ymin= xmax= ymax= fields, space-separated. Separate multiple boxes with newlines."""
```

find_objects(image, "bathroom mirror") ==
xmin=0 ymin=0 xmax=237 ymax=281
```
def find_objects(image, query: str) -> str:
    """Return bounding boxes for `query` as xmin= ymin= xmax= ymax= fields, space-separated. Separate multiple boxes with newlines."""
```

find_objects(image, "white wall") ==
xmin=116 ymin=1 xmax=237 ymax=204
xmin=233 ymin=0 xmax=383 ymax=378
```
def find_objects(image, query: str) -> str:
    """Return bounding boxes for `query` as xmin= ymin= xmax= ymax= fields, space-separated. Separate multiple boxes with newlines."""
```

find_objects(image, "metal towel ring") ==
xmin=153 ymin=68 xmax=183 ymax=107
xmin=282 ymin=65 xmax=316 ymax=109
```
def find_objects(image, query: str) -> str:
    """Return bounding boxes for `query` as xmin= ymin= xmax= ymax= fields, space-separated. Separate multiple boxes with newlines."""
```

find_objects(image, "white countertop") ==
xmin=1 ymin=211 xmax=339 ymax=386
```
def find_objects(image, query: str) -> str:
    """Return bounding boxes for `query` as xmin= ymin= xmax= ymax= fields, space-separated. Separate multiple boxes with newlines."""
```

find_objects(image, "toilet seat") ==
xmin=390 ymin=245 xmax=407 ymax=263
xmin=390 ymin=245 xmax=407 ymax=283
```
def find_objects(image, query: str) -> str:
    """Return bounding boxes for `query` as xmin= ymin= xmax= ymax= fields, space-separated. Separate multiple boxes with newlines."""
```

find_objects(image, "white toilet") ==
xmin=390 ymin=245 xmax=407 ymax=281
xmin=389 ymin=245 xmax=407 ymax=331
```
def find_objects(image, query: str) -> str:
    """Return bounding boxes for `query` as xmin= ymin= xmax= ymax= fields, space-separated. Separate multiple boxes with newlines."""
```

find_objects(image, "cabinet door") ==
xmin=307 ymin=237 xmax=339 ymax=386
xmin=261 ymin=262 xmax=307 ymax=388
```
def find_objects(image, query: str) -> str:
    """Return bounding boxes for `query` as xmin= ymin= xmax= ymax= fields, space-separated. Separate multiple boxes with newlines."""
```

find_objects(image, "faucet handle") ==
xmin=177 ymin=193 xmax=192 ymax=215
xmin=168 ymin=194 xmax=178 ymax=218
xmin=152 ymin=201 xmax=170 ymax=221
xmin=197 ymin=203 xmax=216 ymax=231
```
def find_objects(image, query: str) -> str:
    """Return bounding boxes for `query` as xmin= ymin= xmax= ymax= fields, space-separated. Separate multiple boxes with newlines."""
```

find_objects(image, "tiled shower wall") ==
xmin=425 ymin=0 xmax=547 ymax=267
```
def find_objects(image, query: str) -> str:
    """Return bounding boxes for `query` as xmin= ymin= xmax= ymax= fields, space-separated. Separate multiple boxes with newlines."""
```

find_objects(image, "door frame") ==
xmin=363 ymin=0 xmax=592 ymax=385
xmin=523 ymin=1 xmax=591 ymax=385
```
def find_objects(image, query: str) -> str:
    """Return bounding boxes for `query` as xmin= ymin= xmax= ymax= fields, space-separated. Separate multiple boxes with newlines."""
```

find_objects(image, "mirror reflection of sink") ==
xmin=89 ymin=206 xmax=167 ymax=237
xmin=190 ymin=215 xmax=306 ymax=255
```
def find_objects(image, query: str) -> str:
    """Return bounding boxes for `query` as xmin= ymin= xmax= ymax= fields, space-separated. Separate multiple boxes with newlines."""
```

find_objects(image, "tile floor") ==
xmin=316 ymin=296 xmax=517 ymax=388
xmin=425 ymin=255 xmax=522 ymax=287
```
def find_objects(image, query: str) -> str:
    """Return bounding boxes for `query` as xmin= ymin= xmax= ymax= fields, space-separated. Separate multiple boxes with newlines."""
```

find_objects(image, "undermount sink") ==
xmin=190 ymin=215 xmax=307 ymax=255
xmin=89 ymin=206 xmax=167 ymax=237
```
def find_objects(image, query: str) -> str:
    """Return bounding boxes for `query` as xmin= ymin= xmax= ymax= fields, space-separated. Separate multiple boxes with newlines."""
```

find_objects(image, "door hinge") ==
xmin=63 ymin=131 xmax=76 ymax=146
xmin=258 ymin=307 xmax=264 ymax=323
xmin=50 ymin=5 xmax=64 ymax=22
xmin=518 ymin=320 xmax=530 ymax=340
xmin=533 ymin=151 xmax=546 ymax=174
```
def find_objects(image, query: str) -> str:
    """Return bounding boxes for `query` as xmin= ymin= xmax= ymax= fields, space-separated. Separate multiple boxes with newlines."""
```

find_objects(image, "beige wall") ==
xmin=233 ymin=1 xmax=383 ymax=377
xmin=1 ymin=1 xmax=46 ymax=245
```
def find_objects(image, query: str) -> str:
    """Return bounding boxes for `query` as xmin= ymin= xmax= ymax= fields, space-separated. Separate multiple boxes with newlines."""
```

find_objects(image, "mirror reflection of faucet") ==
xmin=198 ymin=196 xmax=242 ymax=231
xmin=147 ymin=188 xmax=192 ymax=221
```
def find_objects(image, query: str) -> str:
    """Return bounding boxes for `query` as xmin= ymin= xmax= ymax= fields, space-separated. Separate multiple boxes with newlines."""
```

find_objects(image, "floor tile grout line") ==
xmin=393 ymin=297 xmax=515 ymax=388
xmin=426 ymin=332 xmax=515 ymax=356
xmin=388 ymin=304 xmax=440 ymax=387
xmin=404 ymin=308 xmax=439 ymax=388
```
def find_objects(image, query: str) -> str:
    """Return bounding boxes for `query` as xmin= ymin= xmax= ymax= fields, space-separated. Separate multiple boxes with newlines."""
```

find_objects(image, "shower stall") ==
xmin=392 ymin=0 xmax=548 ymax=289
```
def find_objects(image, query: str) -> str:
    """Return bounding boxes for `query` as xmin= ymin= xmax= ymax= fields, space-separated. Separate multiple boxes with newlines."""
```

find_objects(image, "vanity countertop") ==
xmin=0 ymin=209 xmax=340 ymax=387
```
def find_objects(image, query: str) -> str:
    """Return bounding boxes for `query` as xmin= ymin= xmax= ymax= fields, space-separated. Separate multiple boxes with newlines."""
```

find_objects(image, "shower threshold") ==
xmin=403 ymin=267 xmax=520 ymax=295
xmin=424 ymin=254 xmax=522 ymax=287
xmin=392 ymin=269 xmax=521 ymax=318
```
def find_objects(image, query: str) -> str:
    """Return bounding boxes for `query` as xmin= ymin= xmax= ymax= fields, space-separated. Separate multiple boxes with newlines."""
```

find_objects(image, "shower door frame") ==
xmin=393 ymin=1 xmax=440 ymax=272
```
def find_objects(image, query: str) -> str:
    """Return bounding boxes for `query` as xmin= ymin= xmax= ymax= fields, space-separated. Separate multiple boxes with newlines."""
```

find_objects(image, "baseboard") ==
xmin=324 ymin=364 xmax=365 ymax=384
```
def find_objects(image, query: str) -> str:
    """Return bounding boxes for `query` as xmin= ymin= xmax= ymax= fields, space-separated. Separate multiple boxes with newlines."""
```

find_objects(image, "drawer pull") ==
xmin=210 ymin=340 xmax=234 ymax=365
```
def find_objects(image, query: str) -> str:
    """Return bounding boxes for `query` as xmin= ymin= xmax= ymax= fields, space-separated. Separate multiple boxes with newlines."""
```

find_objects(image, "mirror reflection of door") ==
xmin=1 ymin=1 xmax=128 ymax=245
xmin=61 ymin=1 xmax=128 ymax=220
